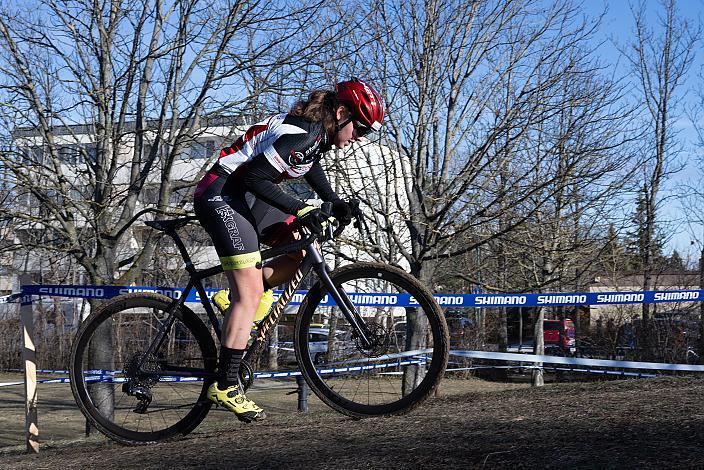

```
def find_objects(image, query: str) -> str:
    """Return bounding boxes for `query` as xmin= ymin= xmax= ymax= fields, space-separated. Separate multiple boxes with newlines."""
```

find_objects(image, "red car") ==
xmin=544 ymin=318 xmax=576 ymax=352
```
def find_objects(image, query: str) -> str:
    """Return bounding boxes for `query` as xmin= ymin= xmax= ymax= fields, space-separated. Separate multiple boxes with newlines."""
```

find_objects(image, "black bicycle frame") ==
xmin=243 ymin=240 xmax=374 ymax=365
xmin=139 ymin=222 xmax=373 ymax=378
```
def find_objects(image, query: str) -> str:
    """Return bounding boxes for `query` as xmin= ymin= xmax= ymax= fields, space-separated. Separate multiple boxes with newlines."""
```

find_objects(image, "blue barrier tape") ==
xmin=0 ymin=293 xmax=21 ymax=304
xmin=2 ymin=347 xmax=698 ymax=388
xmin=450 ymin=350 xmax=704 ymax=372
xmin=0 ymin=358 xmax=427 ymax=387
xmin=3 ymin=369 xmax=69 ymax=374
xmin=17 ymin=284 xmax=704 ymax=307
xmin=544 ymin=366 xmax=658 ymax=378
xmin=445 ymin=364 xmax=659 ymax=378
xmin=3 ymin=360 xmax=662 ymax=388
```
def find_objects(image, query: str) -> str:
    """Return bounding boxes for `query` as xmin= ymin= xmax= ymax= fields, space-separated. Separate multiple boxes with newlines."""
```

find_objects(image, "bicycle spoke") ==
xmin=296 ymin=263 xmax=448 ymax=417
xmin=71 ymin=293 xmax=216 ymax=444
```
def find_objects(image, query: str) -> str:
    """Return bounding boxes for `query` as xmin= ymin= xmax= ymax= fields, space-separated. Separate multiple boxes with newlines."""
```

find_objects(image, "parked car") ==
xmin=277 ymin=325 xmax=354 ymax=365
xmin=617 ymin=316 xmax=697 ymax=362
xmin=443 ymin=311 xmax=476 ymax=348
xmin=543 ymin=318 xmax=576 ymax=353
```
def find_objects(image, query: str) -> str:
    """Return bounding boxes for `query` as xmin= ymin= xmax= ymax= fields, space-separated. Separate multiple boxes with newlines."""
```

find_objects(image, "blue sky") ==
xmin=591 ymin=0 xmax=704 ymax=263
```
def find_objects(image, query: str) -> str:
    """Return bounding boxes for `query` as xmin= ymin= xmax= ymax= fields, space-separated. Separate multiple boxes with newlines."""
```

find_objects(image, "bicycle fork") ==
xmin=245 ymin=240 xmax=374 ymax=369
xmin=308 ymin=244 xmax=374 ymax=349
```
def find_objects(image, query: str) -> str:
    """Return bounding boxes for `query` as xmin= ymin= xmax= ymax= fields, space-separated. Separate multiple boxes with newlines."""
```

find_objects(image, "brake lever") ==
xmin=349 ymin=199 xmax=363 ymax=230
xmin=353 ymin=211 xmax=363 ymax=230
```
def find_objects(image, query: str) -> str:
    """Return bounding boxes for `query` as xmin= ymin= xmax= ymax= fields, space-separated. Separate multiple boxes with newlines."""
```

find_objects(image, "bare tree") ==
xmin=328 ymin=1 xmax=635 ymax=286
xmin=313 ymin=0 xmax=643 ymax=388
xmin=0 ymin=0 xmax=340 ymax=425
xmin=0 ymin=0 xmax=340 ymax=290
xmin=683 ymin=58 xmax=704 ymax=359
xmin=623 ymin=0 xmax=699 ymax=336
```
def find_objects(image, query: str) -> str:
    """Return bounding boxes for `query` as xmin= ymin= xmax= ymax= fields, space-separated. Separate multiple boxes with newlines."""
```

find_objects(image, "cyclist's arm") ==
xmin=304 ymin=161 xmax=340 ymax=202
xmin=242 ymin=155 xmax=307 ymax=215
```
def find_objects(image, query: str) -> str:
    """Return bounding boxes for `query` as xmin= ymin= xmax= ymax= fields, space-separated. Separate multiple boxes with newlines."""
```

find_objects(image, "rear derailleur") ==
xmin=121 ymin=380 xmax=153 ymax=414
xmin=122 ymin=353 xmax=162 ymax=414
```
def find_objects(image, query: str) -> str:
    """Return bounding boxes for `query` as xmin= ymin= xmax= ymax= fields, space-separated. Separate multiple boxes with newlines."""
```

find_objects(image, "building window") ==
xmin=57 ymin=144 xmax=96 ymax=165
xmin=58 ymin=145 xmax=79 ymax=165
xmin=83 ymin=144 xmax=97 ymax=163
xmin=21 ymin=146 xmax=44 ymax=165
xmin=169 ymin=186 xmax=191 ymax=205
xmin=179 ymin=140 xmax=216 ymax=161
xmin=141 ymin=184 xmax=160 ymax=205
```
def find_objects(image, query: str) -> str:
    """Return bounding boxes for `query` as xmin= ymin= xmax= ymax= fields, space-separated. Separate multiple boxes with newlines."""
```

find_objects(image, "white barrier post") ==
xmin=20 ymin=282 xmax=39 ymax=453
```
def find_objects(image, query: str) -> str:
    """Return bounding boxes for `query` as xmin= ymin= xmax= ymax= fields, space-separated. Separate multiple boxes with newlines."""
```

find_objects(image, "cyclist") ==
xmin=193 ymin=79 xmax=384 ymax=422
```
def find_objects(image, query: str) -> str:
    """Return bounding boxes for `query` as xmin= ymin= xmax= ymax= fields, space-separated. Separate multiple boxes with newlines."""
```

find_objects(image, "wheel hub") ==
xmin=353 ymin=322 xmax=391 ymax=357
xmin=124 ymin=352 xmax=161 ymax=385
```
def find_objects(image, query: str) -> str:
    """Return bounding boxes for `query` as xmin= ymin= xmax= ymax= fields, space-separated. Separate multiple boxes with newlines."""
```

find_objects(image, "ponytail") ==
xmin=290 ymin=90 xmax=340 ymax=136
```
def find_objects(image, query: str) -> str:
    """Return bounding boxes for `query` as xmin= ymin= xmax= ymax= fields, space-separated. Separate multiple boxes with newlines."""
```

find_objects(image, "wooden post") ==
xmin=296 ymin=375 xmax=309 ymax=412
xmin=20 ymin=284 xmax=39 ymax=453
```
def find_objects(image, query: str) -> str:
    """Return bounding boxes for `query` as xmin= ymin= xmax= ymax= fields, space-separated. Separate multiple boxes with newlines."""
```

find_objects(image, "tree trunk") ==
xmin=531 ymin=307 xmax=545 ymax=386
xmin=498 ymin=307 xmax=507 ymax=352
xmin=267 ymin=325 xmax=278 ymax=370
xmin=403 ymin=305 xmax=428 ymax=396
xmin=699 ymin=250 xmax=704 ymax=362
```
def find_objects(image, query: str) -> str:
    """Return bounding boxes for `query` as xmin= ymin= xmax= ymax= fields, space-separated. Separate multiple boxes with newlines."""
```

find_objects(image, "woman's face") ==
xmin=333 ymin=106 xmax=357 ymax=149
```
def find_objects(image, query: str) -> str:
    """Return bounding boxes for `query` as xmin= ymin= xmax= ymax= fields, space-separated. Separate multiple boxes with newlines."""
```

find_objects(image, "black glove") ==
xmin=296 ymin=206 xmax=329 ymax=234
xmin=331 ymin=199 xmax=355 ymax=226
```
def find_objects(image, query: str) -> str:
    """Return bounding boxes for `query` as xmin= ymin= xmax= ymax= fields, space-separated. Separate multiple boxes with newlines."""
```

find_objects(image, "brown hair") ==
xmin=290 ymin=90 xmax=342 ymax=136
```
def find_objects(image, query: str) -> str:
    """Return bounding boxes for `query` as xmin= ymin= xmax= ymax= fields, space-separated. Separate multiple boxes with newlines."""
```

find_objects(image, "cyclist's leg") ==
xmin=194 ymin=182 xmax=266 ymax=421
xmin=249 ymin=195 xmax=305 ymax=287
xmin=207 ymin=266 xmax=267 ymax=423
xmin=221 ymin=267 xmax=263 ymax=348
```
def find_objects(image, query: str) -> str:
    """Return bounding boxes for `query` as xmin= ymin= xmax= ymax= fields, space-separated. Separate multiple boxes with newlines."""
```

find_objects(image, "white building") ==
xmin=4 ymin=117 xmax=409 ymax=324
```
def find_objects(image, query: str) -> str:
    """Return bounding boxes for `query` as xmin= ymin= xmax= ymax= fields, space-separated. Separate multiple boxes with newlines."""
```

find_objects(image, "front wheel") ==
xmin=69 ymin=293 xmax=217 ymax=445
xmin=295 ymin=262 xmax=449 ymax=418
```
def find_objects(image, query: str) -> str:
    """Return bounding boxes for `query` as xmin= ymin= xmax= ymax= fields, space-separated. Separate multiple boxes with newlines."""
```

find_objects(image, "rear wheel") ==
xmin=295 ymin=262 xmax=449 ymax=418
xmin=69 ymin=293 xmax=217 ymax=445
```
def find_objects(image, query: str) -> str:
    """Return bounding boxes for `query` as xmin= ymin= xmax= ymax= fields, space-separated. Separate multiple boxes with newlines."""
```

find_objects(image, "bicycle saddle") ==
xmin=146 ymin=215 xmax=198 ymax=232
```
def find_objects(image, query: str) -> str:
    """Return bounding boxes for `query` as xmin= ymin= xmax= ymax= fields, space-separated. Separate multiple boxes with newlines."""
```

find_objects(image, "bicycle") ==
xmin=69 ymin=204 xmax=449 ymax=445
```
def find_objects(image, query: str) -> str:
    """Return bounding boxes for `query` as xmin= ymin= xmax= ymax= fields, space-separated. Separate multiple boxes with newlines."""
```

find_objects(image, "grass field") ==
xmin=0 ymin=372 xmax=527 ymax=452
xmin=1 ymin=375 xmax=703 ymax=468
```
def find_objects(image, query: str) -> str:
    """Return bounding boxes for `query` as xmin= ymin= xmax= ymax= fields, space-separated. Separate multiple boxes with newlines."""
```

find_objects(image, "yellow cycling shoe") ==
xmin=207 ymin=381 xmax=266 ymax=423
xmin=212 ymin=288 xmax=275 ymax=324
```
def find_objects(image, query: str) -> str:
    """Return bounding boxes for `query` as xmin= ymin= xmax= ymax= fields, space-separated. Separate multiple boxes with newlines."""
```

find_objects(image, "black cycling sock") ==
xmin=218 ymin=346 xmax=246 ymax=390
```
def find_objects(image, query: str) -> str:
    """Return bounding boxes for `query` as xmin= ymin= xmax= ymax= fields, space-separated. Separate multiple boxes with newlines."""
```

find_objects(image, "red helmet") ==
xmin=335 ymin=79 xmax=384 ymax=134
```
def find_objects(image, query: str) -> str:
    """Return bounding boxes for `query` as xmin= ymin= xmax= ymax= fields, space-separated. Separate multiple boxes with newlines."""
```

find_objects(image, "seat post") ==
xmin=167 ymin=229 xmax=197 ymax=273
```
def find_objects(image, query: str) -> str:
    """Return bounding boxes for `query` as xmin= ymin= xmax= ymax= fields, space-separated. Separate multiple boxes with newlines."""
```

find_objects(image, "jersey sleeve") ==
xmin=242 ymin=155 xmax=307 ymax=215
xmin=304 ymin=161 xmax=339 ymax=202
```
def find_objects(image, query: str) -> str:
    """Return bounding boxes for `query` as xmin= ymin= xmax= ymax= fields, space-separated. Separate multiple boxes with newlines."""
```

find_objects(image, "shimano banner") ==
xmin=17 ymin=284 xmax=704 ymax=307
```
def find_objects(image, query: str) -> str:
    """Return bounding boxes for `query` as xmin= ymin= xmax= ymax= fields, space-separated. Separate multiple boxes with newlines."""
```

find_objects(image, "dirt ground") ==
xmin=1 ymin=374 xmax=703 ymax=469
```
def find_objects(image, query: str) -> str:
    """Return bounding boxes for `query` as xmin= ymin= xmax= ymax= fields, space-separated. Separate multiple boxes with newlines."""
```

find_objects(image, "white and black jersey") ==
xmin=193 ymin=113 xmax=339 ymax=265
xmin=219 ymin=113 xmax=328 ymax=179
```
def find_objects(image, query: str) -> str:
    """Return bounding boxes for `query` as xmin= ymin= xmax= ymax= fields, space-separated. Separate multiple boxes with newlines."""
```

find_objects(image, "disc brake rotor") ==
xmin=353 ymin=322 xmax=392 ymax=358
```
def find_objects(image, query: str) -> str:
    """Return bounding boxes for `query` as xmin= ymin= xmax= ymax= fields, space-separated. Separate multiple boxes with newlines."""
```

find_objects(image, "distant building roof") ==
xmin=591 ymin=271 xmax=700 ymax=288
xmin=12 ymin=115 xmax=251 ymax=138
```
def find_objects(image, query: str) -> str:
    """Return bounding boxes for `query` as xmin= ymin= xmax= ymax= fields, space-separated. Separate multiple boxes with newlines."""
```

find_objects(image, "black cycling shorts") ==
xmin=194 ymin=170 xmax=296 ymax=270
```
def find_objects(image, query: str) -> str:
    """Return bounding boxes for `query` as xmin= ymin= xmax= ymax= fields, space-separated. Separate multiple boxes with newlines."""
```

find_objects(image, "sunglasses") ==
xmin=339 ymin=119 xmax=373 ymax=138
